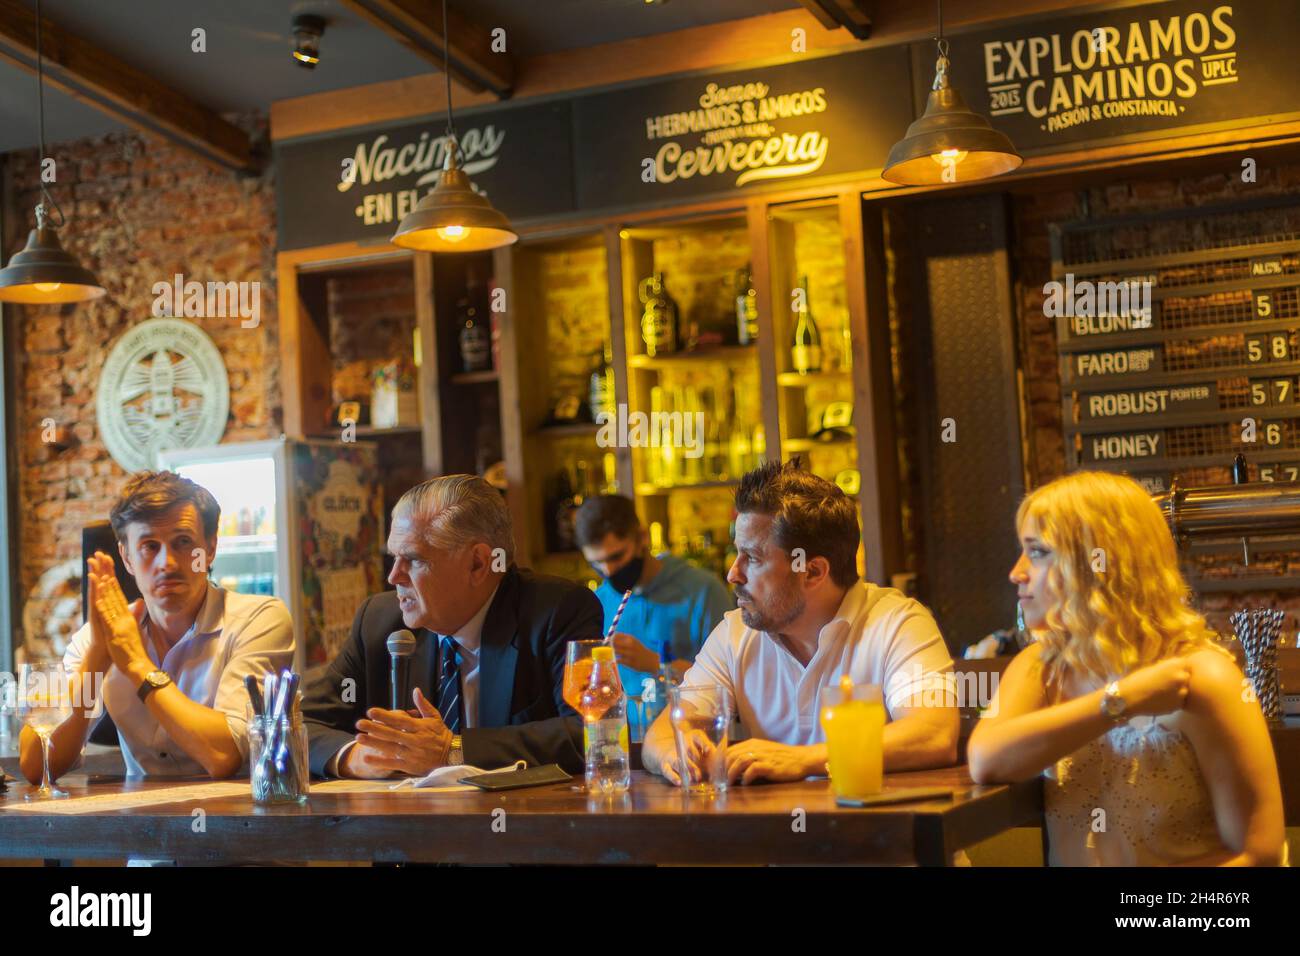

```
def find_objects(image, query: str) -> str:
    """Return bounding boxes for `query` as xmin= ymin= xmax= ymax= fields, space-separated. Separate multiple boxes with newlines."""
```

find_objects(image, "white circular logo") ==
xmin=96 ymin=318 xmax=230 ymax=472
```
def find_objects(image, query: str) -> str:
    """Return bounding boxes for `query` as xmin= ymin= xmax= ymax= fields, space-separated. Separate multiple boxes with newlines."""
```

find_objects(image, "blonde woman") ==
xmin=968 ymin=471 xmax=1286 ymax=866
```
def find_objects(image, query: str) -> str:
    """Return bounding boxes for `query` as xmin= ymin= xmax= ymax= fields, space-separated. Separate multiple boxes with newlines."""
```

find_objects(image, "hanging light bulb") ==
xmin=882 ymin=1 xmax=1021 ymax=186
xmin=392 ymin=0 xmax=517 ymax=253
xmin=0 ymin=0 xmax=105 ymax=305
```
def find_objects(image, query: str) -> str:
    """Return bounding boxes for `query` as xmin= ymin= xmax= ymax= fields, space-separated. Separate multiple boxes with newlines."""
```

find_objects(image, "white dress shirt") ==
xmin=682 ymin=581 xmax=955 ymax=744
xmin=62 ymin=582 xmax=295 ymax=777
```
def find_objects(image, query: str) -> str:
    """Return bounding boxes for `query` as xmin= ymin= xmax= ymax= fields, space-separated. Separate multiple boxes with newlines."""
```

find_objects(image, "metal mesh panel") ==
xmin=909 ymin=195 xmax=1024 ymax=650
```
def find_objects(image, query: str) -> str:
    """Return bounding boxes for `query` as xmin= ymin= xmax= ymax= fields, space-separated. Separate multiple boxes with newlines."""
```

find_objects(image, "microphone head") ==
xmin=387 ymin=629 xmax=417 ymax=658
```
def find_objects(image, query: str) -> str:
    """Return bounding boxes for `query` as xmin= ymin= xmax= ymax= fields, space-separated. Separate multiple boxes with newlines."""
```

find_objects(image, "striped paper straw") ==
xmin=604 ymin=588 xmax=633 ymax=643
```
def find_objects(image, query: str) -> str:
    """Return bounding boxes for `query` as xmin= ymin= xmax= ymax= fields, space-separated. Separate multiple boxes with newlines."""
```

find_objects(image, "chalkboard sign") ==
xmin=1054 ymin=195 xmax=1300 ymax=485
xmin=915 ymin=0 xmax=1300 ymax=154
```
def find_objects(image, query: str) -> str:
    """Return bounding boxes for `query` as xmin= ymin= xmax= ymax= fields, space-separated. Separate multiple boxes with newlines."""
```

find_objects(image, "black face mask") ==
xmin=605 ymin=553 xmax=644 ymax=593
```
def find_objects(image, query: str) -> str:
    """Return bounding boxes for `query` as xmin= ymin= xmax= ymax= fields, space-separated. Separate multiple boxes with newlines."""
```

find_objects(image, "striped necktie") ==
xmin=436 ymin=635 xmax=463 ymax=733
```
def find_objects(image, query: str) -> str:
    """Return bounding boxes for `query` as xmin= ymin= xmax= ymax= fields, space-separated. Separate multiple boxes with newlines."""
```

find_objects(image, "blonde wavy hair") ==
xmin=1016 ymin=471 xmax=1227 ymax=692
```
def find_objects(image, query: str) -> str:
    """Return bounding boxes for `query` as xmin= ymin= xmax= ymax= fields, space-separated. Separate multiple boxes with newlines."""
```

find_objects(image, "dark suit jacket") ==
xmin=303 ymin=566 xmax=603 ymax=777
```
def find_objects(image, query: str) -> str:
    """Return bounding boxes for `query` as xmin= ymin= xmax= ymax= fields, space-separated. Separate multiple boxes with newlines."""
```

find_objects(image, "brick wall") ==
xmin=326 ymin=264 xmax=416 ymax=407
xmin=1011 ymin=159 xmax=1300 ymax=632
xmin=6 ymin=122 xmax=278 ymax=646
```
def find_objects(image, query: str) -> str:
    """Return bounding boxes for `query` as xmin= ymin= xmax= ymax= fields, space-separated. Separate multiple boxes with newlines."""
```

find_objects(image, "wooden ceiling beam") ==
xmin=0 ymin=0 xmax=255 ymax=171
xmin=795 ymin=0 xmax=873 ymax=40
xmin=339 ymin=0 xmax=513 ymax=99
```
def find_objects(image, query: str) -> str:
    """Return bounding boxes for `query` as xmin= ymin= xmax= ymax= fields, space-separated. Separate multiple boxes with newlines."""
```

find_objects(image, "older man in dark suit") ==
xmin=303 ymin=474 xmax=603 ymax=778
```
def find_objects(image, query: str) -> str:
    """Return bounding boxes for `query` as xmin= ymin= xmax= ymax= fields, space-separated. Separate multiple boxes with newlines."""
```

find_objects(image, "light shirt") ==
xmin=327 ymin=583 xmax=499 ymax=775
xmin=63 ymin=582 xmax=295 ymax=777
xmin=594 ymin=553 xmax=733 ymax=696
xmin=682 ymin=581 xmax=955 ymax=745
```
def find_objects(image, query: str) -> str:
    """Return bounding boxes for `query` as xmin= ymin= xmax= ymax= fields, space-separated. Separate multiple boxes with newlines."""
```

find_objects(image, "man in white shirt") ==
xmin=643 ymin=460 xmax=959 ymax=786
xmin=18 ymin=471 xmax=294 ymax=782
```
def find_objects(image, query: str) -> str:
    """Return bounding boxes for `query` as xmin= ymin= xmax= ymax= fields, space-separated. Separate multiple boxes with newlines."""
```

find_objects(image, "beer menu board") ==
xmin=1054 ymin=196 xmax=1300 ymax=494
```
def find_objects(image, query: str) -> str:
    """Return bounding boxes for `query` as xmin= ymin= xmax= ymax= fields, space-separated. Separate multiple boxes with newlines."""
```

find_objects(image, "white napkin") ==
xmin=389 ymin=759 xmax=527 ymax=790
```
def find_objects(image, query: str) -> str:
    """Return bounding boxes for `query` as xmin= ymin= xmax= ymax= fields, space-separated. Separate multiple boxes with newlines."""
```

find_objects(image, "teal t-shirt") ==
xmin=595 ymin=553 xmax=734 ymax=699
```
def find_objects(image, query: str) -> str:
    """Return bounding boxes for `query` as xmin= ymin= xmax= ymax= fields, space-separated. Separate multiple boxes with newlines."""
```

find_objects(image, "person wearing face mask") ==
xmin=574 ymin=495 xmax=733 ymax=699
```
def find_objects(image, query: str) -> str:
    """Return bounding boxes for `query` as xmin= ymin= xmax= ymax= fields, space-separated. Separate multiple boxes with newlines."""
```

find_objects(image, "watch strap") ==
xmin=137 ymin=670 xmax=171 ymax=702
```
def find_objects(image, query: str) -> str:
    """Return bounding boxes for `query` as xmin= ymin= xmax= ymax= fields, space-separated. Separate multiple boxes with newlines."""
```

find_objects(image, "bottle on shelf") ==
xmin=639 ymin=272 xmax=679 ymax=358
xmin=680 ymin=385 xmax=703 ymax=485
xmin=601 ymin=452 xmax=618 ymax=495
xmin=580 ymin=645 xmax=631 ymax=794
xmin=588 ymin=339 xmax=615 ymax=422
xmin=839 ymin=310 xmax=853 ymax=372
xmin=457 ymin=269 xmax=492 ymax=374
xmin=702 ymin=387 xmax=726 ymax=482
xmin=550 ymin=466 xmax=578 ymax=552
xmin=790 ymin=274 xmax=822 ymax=375
xmin=736 ymin=263 xmax=759 ymax=346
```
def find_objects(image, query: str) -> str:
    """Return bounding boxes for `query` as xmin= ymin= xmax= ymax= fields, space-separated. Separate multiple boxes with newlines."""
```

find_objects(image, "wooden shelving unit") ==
xmin=280 ymin=186 xmax=905 ymax=586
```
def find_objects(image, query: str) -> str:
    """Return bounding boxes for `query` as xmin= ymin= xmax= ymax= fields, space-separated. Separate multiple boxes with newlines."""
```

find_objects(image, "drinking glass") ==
xmin=563 ymin=640 xmax=603 ymax=712
xmin=18 ymin=662 xmax=73 ymax=800
xmin=668 ymin=684 xmax=731 ymax=793
xmin=819 ymin=682 xmax=885 ymax=799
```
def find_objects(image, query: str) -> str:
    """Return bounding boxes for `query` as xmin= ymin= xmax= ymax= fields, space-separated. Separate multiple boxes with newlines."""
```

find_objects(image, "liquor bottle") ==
xmin=580 ymin=645 xmax=630 ymax=793
xmin=702 ymin=387 xmax=725 ymax=481
xmin=457 ymin=271 xmax=491 ymax=373
xmin=790 ymin=275 xmax=822 ymax=374
xmin=588 ymin=339 xmax=615 ymax=422
xmin=648 ymin=385 xmax=667 ymax=487
xmin=552 ymin=466 xmax=578 ymax=552
xmin=736 ymin=263 xmax=759 ymax=346
xmin=639 ymin=272 xmax=679 ymax=357
xmin=681 ymin=385 xmax=703 ymax=484
xmin=839 ymin=310 xmax=853 ymax=371
xmin=601 ymin=452 xmax=618 ymax=494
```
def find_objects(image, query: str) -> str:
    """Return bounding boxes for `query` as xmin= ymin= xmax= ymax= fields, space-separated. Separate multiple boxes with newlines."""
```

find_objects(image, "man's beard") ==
xmin=736 ymin=583 xmax=805 ymax=633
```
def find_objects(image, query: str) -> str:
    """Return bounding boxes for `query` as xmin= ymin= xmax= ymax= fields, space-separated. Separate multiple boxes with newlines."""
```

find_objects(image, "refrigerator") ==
xmin=157 ymin=437 xmax=385 ymax=667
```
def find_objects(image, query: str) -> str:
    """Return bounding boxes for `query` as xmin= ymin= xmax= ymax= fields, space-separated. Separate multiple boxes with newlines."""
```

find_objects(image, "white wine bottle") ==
xmin=791 ymin=274 xmax=822 ymax=374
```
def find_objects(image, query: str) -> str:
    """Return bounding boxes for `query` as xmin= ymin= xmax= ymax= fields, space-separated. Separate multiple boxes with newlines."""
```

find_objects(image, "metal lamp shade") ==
xmin=391 ymin=164 xmax=518 ymax=252
xmin=0 ymin=225 xmax=106 ymax=304
xmin=882 ymin=85 xmax=1022 ymax=186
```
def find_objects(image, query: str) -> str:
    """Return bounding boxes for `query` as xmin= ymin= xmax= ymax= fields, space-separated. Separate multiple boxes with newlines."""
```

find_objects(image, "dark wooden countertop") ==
xmin=0 ymin=766 xmax=1043 ymax=866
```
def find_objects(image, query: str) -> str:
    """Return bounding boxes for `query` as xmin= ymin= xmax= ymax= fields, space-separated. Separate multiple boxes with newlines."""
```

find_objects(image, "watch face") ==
xmin=148 ymin=671 xmax=170 ymax=687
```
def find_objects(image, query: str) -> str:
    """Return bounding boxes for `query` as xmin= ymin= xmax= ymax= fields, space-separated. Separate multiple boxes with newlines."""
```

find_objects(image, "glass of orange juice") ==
xmin=819 ymin=681 xmax=885 ymax=799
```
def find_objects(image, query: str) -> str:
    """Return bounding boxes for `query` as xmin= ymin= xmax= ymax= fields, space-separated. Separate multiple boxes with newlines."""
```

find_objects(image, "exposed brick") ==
xmin=8 ymin=122 xmax=278 ymax=603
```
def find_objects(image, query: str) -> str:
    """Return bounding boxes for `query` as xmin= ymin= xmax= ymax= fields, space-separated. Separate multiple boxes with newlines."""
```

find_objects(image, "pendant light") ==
xmin=391 ymin=0 xmax=517 ymax=252
xmin=0 ymin=0 xmax=105 ymax=304
xmin=881 ymin=0 xmax=1022 ymax=186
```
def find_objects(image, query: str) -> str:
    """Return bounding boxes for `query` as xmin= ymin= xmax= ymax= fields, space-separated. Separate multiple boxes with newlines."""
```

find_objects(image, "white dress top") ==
xmin=1044 ymin=713 xmax=1226 ymax=866
xmin=683 ymin=581 xmax=955 ymax=744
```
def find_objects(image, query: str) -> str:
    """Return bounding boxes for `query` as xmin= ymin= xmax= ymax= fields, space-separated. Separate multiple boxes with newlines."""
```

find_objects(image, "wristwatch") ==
xmin=137 ymin=670 xmax=172 ymax=702
xmin=447 ymin=734 xmax=464 ymax=766
xmin=1100 ymin=680 xmax=1128 ymax=724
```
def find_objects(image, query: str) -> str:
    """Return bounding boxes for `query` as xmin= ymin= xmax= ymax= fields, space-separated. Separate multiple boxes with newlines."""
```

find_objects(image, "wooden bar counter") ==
xmin=0 ymin=767 xmax=1042 ymax=867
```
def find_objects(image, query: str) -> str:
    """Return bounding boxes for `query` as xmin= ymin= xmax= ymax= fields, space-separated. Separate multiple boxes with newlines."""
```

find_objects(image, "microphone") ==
xmin=386 ymin=629 xmax=417 ymax=710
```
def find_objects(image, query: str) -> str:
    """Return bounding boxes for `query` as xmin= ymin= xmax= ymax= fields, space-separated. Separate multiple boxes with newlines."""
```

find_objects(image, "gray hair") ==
xmin=392 ymin=474 xmax=515 ymax=565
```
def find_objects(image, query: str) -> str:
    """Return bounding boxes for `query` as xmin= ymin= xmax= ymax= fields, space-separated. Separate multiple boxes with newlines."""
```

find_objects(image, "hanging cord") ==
xmin=34 ymin=0 xmax=65 ymax=228
xmin=442 ymin=0 xmax=459 ymax=167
